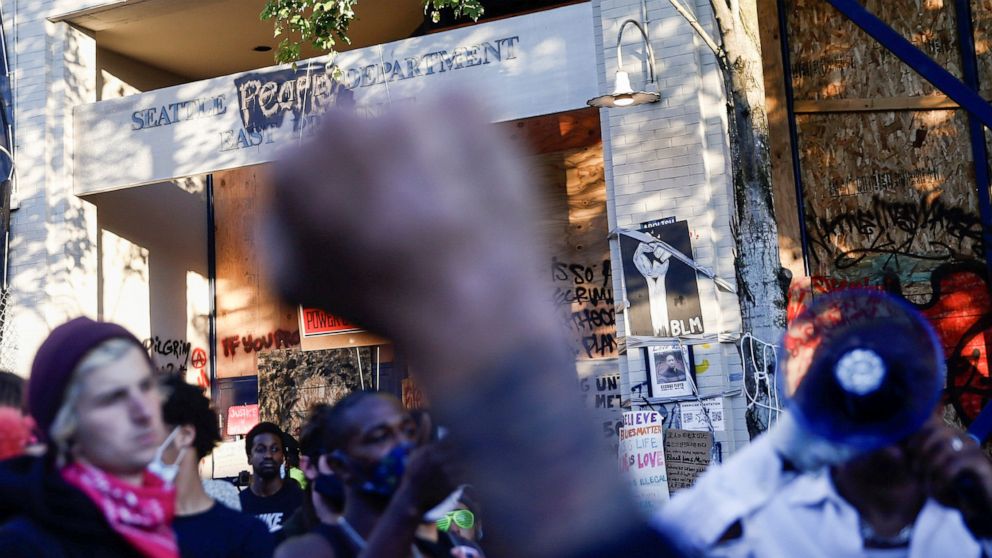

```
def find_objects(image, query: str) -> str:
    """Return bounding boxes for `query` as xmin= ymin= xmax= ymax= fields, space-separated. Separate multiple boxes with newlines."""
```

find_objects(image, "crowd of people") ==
xmin=0 ymin=317 xmax=488 ymax=558
xmin=0 ymin=95 xmax=989 ymax=557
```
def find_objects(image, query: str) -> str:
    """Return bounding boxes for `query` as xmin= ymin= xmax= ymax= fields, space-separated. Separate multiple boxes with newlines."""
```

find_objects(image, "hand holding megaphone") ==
xmin=909 ymin=416 xmax=992 ymax=537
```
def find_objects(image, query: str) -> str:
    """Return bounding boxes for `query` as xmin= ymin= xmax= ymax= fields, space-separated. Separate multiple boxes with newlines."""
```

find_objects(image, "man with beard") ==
xmin=240 ymin=422 xmax=304 ymax=535
xmin=657 ymin=352 xmax=686 ymax=384
xmin=275 ymin=392 xmax=481 ymax=558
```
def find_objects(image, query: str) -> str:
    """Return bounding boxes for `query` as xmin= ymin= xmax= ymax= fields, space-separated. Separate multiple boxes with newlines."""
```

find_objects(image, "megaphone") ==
xmin=777 ymin=289 xmax=945 ymax=462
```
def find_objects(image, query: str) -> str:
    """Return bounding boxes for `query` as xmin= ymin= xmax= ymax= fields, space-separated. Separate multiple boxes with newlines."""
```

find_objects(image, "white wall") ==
xmin=4 ymin=1 xmax=101 ymax=375
xmin=2 ymin=0 xmax=206 ymax=375
xmin=593 ymin=0 xmax=749 ymax=453
xmin=90 ymin=177 xmax=209 ymax=384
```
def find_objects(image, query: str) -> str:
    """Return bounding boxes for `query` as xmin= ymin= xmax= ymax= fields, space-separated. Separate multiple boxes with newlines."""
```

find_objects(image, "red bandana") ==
xmin=61 ymin=462 xmax=178 ymax=558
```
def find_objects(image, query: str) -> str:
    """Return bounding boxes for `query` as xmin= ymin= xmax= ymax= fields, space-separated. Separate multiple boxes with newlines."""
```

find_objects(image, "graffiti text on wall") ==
xmin=235 ymin=66 xmax=353 ymax=133
xmin=143 ymin=336 xmax=192 ymax=375
xmin=221 ymin=329 xmax=301 ymax=358
xmin=807 ymin=196 xmax=983 ymax=271
xmin=552 ymin=257 xmax=617 ymax=359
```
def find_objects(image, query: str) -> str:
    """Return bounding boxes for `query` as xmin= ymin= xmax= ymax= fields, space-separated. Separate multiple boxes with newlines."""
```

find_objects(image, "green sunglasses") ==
xmin=436 ymin=509 xmax=475 ymax=532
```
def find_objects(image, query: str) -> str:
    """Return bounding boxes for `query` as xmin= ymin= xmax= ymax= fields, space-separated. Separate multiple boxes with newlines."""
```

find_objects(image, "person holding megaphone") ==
xmin=659 ymin=290 xmax=992 ymax=557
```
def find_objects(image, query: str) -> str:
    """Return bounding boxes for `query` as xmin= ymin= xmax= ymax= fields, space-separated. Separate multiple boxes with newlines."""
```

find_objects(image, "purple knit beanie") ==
xmin=28 ymin=317 xmax=146 ymax=440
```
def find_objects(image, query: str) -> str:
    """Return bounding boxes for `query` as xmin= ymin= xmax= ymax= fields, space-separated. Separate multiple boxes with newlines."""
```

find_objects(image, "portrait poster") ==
xmin=647 ymin=344 xmax=694 ymax=399
xmin=619 ymin=220 xmax=704 ymax=338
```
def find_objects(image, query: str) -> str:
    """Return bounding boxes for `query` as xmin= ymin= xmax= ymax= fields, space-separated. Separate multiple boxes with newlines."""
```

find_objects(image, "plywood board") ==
xmin=786 ymin=0 xmax=963 ymax=100
xmin=501 ymin=108 xmax=614 ymax=361
xmin=974 ymin=0 xmax=992 ymax=89
xmin=797 ymin=110 xmax=982 ymax=296
xmin=213 ymin=165 xmax=301 ymax=378
xmin=532 ymin=143 xmax=615 ymax=360
xmin=758 ymin=0 xmax=805 ymax=277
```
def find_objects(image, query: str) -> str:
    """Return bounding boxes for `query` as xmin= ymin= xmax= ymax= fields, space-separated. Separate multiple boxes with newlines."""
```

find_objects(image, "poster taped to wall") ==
xmin=618 ymin=410 xmax=670 ymax=512
xmin=226 ymin=404 xmax=259 ymax=436
xmin=578 ymin=359 xmax=624 ymax=457
xmin=619 ymin=220 xmax=704 ymax=338
xmin=663 ymin=429 xmax=712 ymax=494
xmin=647 ymin=344 xmax=694 ymax=399
xmin=679 ymin=398 xmax=725 ymax=432
xmin=299 ymin=307 xmax=363 ymax=337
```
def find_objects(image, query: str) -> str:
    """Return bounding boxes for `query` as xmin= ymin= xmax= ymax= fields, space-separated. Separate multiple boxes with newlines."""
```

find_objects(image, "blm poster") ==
xmin=619 ymin=220 xmax=704 ymax=338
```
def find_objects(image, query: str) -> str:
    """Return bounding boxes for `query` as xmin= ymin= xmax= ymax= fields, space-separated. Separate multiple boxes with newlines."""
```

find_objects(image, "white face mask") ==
xmin=148 ymin=426 xmax=187 ymax=485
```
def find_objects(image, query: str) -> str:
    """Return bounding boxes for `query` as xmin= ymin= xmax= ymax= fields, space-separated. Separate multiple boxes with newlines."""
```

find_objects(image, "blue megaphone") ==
xmin=778 ymin=290 xmax=945 ymax=456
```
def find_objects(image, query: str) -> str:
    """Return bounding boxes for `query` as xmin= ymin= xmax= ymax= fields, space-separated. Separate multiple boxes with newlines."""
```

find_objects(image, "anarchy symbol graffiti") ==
xmin=191 ymin=348 xmax=207 ymax=369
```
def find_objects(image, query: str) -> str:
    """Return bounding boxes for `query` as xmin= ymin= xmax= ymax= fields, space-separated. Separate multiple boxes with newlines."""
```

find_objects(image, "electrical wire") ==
xmin=738 ymin=332 xmax=783 ymax=425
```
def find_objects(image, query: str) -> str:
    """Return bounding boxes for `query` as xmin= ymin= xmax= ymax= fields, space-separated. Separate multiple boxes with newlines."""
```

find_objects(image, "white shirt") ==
xmin=655 ymin=434 xmax=990 ymax=557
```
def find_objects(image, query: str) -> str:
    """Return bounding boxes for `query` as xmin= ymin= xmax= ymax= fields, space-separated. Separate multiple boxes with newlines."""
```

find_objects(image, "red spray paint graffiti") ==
xmin=787 ymin=262 xmax=992 ymax=425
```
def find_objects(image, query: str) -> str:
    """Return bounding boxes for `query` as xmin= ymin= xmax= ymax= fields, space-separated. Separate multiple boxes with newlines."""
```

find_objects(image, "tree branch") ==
xmin=667 ymin=0 xmax=728 ymax=70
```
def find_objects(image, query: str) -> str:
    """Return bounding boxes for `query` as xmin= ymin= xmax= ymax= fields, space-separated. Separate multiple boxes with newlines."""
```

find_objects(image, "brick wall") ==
xmin=594 ymin=0 xmax=749 ymax=454
xmin=5 ymin=1 xmax=102 ymax=374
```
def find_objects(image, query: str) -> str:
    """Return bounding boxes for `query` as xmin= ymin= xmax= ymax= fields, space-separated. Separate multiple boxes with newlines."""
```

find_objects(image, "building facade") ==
xmin=4 ymin=0 xmax=763 ymax=485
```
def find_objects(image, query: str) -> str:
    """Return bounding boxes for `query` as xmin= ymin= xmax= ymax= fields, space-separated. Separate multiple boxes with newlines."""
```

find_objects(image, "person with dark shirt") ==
xmin=280 ymin=404 xmax=345 ymax=540
xmin=161 ymin=375 xmax=274 ymax=558
xmin=240 ymin=422 xmax=304 ymax=535
xmin=275 ymin=392 xmax=480 ymax=558
xmin=0 ymin=320 xmax=178 ymax=557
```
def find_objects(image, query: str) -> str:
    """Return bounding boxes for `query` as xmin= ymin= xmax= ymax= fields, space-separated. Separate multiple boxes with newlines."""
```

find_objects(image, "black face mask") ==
xmin=314 ymin=472 xmax=345 ymax=512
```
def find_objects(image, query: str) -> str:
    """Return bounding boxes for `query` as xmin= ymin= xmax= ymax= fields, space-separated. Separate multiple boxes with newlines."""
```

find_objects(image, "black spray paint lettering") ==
xmin=808 ymin=196 xmax=983 ymax=270
xmin=566 ymin=308 xmax=616 ymax=332
xmin=551 ymin=257 xmax=612 ymax=288
xmin=553 ymin=286 xmax=614 ymax=306
xmin=143 ymin=337 xmax=192 ymax=365
xmin=234 ymin=66 xmax=353 ymax=132
xmin=582 ymin=376 xmax=618 ymax=390
xmin=582 ymin=333 xmax=617 ymax=359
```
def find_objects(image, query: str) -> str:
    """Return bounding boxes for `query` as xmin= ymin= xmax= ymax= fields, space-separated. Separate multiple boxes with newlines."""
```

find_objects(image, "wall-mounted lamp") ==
xmin=587 ymin=19 xmax=660 ymax=109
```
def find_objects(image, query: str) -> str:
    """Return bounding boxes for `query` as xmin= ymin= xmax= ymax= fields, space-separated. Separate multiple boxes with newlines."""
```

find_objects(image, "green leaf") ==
xmin=265 ymin=0 xmax=480 ymax=66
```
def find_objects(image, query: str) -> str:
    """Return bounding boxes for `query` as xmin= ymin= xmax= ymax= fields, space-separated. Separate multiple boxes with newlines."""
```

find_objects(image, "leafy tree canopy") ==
xmin=261 ymin=0 xmax=484 ymax=66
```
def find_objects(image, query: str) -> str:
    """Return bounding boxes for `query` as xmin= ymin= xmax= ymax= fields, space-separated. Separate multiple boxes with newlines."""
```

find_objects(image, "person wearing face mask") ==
xmin=0 ymin=317 xmax=178 ymax=557
xmin=275 ymin=391 xmax=477 ymax=558
xmin=280 ymin=404 xmax=346 ymax=540
xmin=241 ymin=421 xmax=304 ymax=536
xmin=159 ymin=375 xmax=275 ymax=558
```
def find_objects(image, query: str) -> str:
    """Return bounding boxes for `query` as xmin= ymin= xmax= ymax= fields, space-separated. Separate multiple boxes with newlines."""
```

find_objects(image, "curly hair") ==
xmin=320 ymin=390 xmax=384 ymax=454
xmin=244 ymin=421 xmax=285 ymax=457
xmin=162 ymin=375 xmax=222 ymax=459
xmin=299 ymin=403 xmax=332 ymax=461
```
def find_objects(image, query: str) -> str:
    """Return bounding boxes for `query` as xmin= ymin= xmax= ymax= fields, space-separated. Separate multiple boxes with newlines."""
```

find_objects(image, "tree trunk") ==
xmin=710 ymin=0 xmax=788 ymax=437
